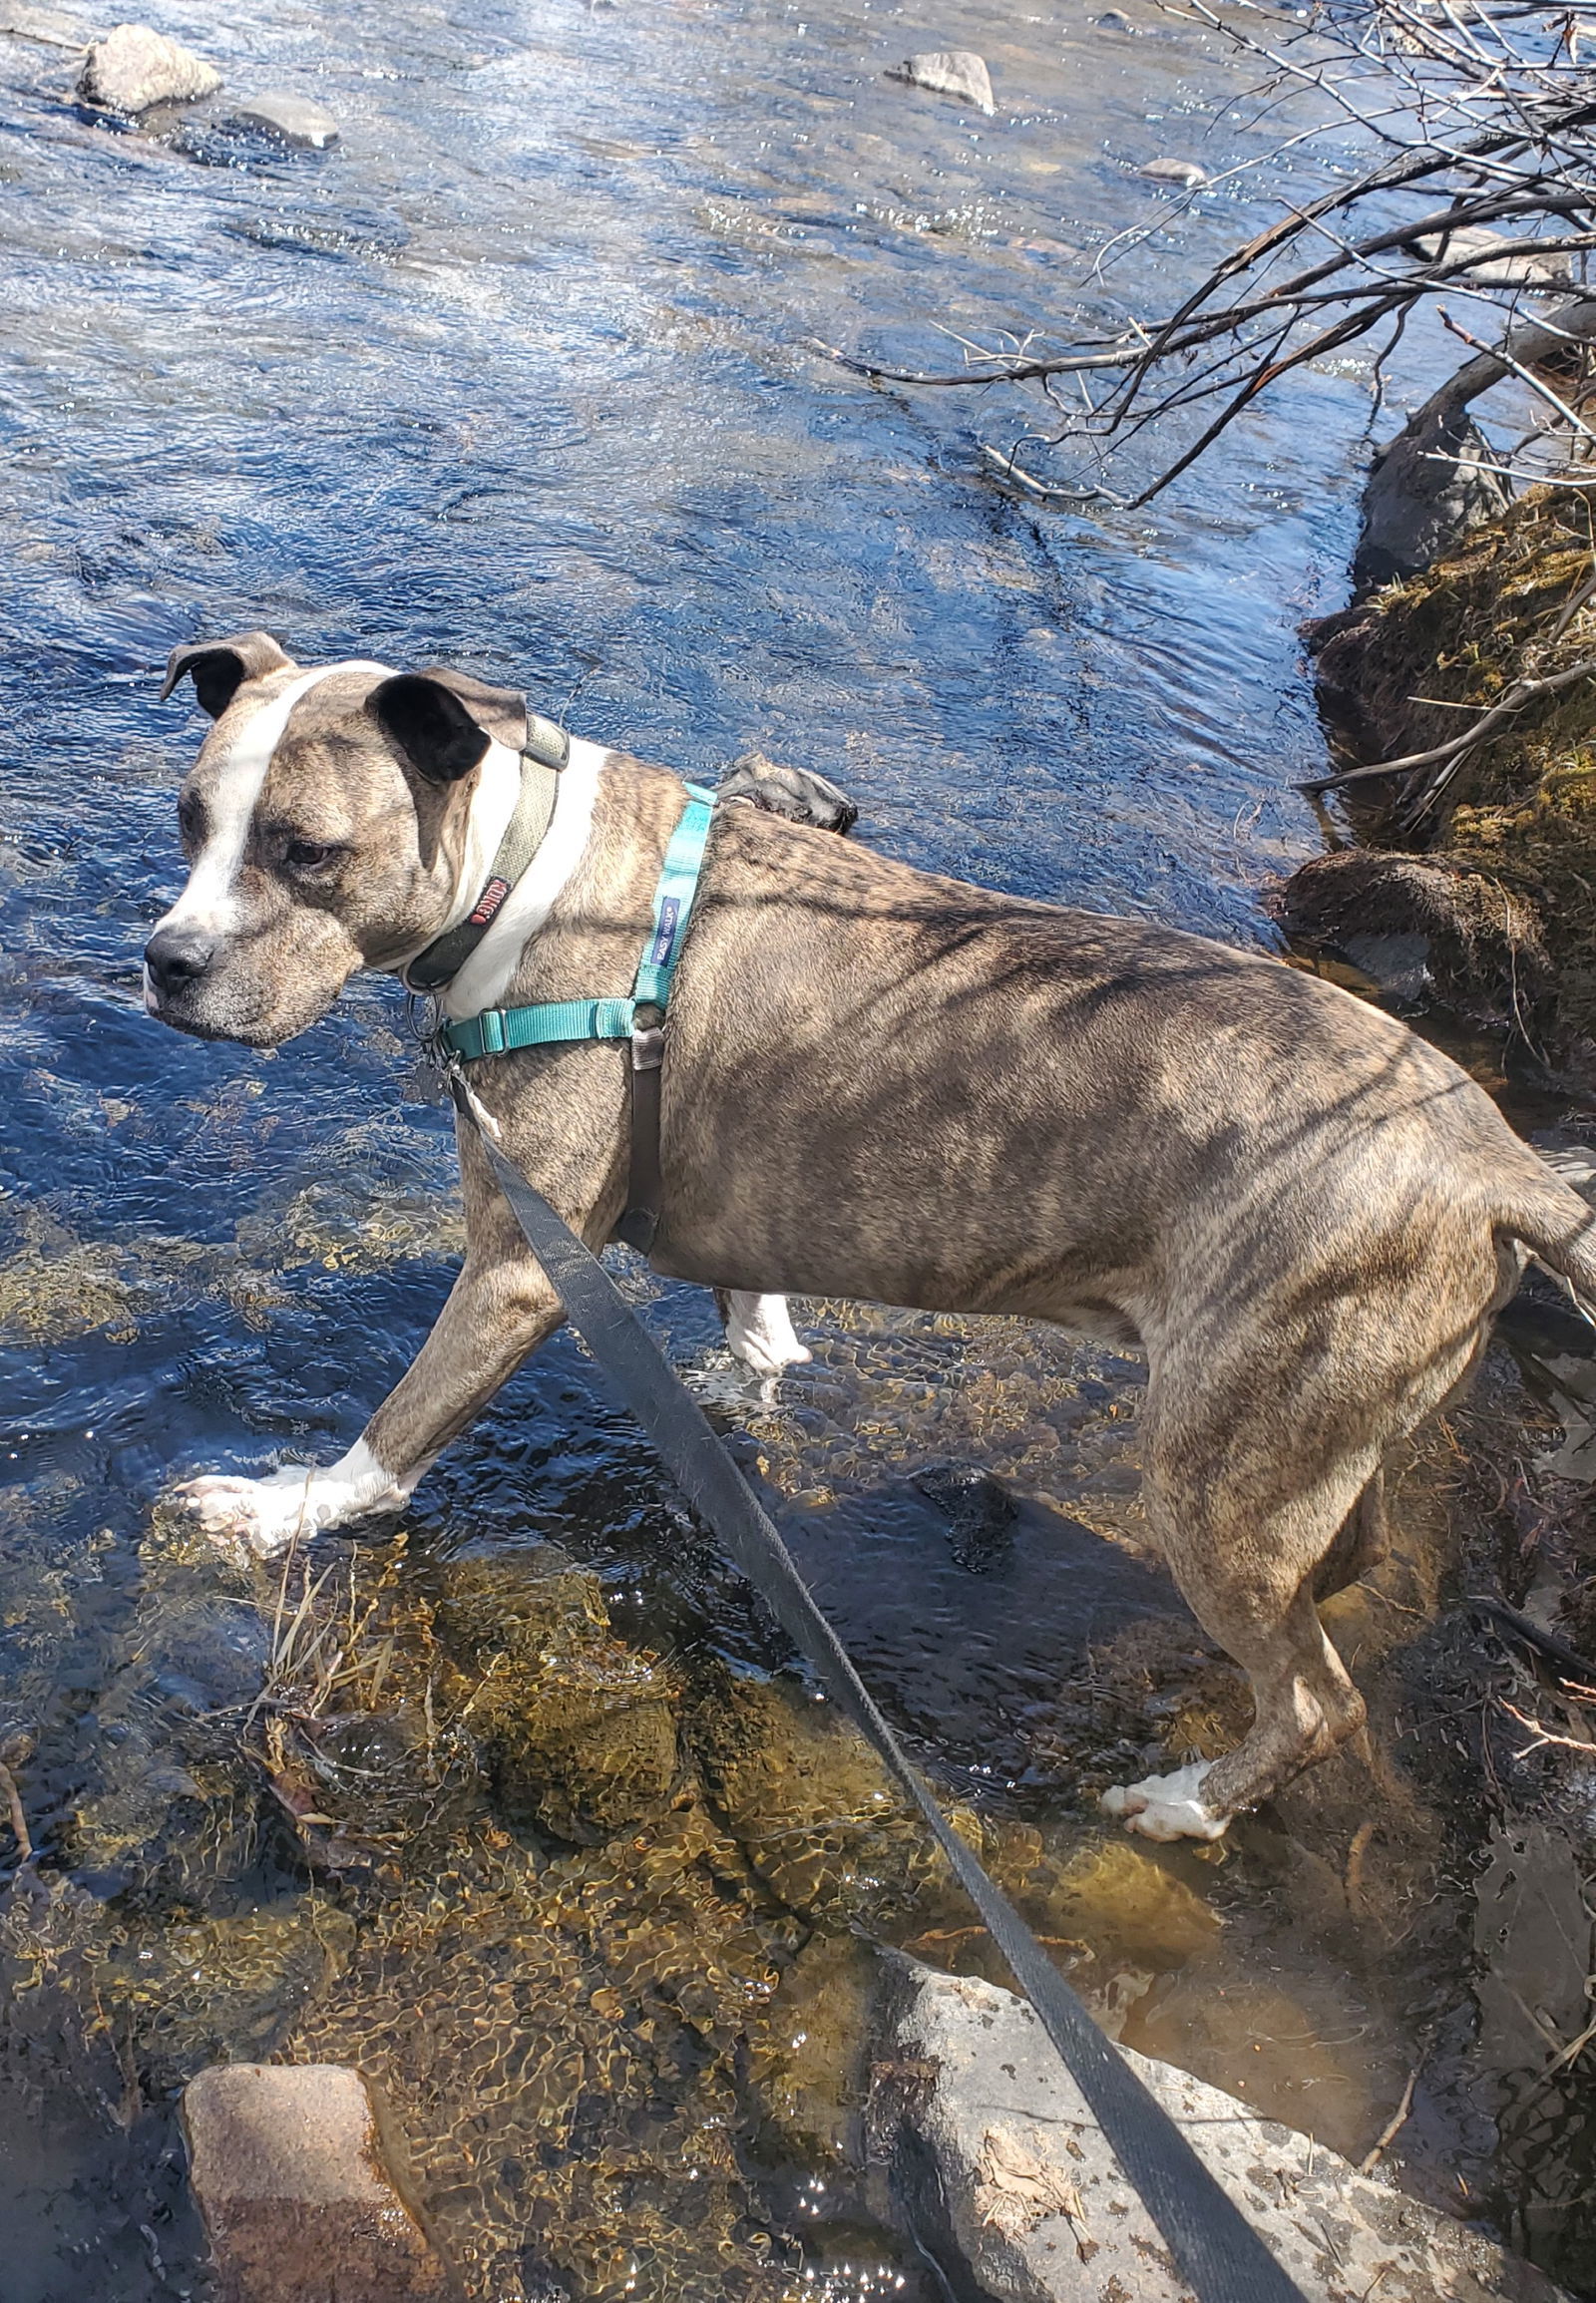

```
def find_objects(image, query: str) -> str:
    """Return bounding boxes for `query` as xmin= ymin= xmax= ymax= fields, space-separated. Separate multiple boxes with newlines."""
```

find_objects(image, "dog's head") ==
xmin=144 ymin=633 xmax=527 ymax=1046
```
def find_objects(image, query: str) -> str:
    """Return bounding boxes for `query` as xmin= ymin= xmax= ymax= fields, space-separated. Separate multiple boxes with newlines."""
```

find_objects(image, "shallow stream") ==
xmin=4 ymin=0 xmax=1596 ymax=2296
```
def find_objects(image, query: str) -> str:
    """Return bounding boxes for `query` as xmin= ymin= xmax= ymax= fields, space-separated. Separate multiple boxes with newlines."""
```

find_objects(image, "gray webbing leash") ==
xmin=450 ymin=1075 xmax=1309 ymax=2303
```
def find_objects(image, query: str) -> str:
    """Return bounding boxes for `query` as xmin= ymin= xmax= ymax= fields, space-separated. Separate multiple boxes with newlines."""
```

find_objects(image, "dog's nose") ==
xmin=145 ymin=922 xmax=215 ymax=998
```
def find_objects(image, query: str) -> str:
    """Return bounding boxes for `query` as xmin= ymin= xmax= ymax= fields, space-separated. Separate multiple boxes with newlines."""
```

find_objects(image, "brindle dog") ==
xmin=144 ymin=631 xmax=1596 ymax=1842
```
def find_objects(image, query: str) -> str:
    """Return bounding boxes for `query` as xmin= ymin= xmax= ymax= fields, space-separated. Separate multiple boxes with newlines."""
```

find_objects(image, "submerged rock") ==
xmin=887 ymin=50 xmax=996 ymax=115
xmin=914 ymin=1461 xmax=1016 ymax=1572
xmin=77 ymin=22 xmax=219 ymax=112
xmin=435 ymin=1549 xmax=679 ymax=1842
xmin=1139 ymin=155 xmax=1208 ymax=188
xmin=221 ymin=93 xmax=340 ymax=149
xmin=878 ymin=1963 xmax=1572 ymax=2303
xmin=686 ymin=1666 xmax=928 ymax=1921
xmin=183 ymin=2064 xmax=455 ymax=2302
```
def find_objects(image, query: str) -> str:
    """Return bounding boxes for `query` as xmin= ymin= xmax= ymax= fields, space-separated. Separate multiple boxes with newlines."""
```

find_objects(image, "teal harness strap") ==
xmin=438 ymin=783 xmax=716 ymax=1064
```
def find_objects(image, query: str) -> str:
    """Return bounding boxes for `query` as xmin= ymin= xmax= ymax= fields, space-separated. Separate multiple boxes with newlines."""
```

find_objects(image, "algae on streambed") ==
xmin=7 ymin=1328 xmax=1596 ymax=2296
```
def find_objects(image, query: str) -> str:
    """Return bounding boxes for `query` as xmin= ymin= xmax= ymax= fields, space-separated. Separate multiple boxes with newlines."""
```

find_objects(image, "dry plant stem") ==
xmin=1358 ymin=2066 xmax=1419 ymax=2175
xmin=0 ymin=1758 xmax=32 ymax=1866
xmin=1303 ymin=655 xmax=1596 ymax=792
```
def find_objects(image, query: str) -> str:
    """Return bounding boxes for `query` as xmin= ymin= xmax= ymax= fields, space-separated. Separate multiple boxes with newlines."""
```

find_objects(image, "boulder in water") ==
xmin=77 ymin=22 xmax=219 ymax=112
xmin=887 ymin=50 xmax=996 ymax=115
xmin=876 ymin=1962 xmax=1574 ymax=2302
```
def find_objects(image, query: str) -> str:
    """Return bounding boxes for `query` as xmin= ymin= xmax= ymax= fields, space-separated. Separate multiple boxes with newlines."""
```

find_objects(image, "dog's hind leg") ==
xmin=1313 ymin=1467 xmax=1389 ymax=1603
xmin=716 ymin=1290 xmax=812 ymax=1376
xmin=1102 ymin=1470 xmax=1373 ymax=1842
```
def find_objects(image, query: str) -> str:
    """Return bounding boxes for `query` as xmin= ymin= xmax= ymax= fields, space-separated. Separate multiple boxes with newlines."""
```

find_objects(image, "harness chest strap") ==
xmin=438 ymin=781 xmax=718 ymax=1255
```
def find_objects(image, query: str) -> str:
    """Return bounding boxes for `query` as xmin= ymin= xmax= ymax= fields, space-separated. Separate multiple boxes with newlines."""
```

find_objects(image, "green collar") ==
xmin=402 ymin=711 xmax=571 ymax=994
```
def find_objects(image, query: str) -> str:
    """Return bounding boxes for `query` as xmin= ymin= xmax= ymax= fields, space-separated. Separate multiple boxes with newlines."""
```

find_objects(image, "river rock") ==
xmin=1355 ymin=399 xmax=1512 ymax=590
xmin=1139 ymin=155 xmax=1208 ymax=188
xmin=887 ymin=50 xmax=996 ymax=115
xmin=183 ymin=2064 xmax=455 ymax=2302
xmin=1410 ymin=225 xmax=1572 ymax=290
xmin=878 ymin=1964 xmax=1572 ymax=2302
xmin=221 ymin=92 xmax=340 ymax=149
xmin=77 ymin=22 xmax=219 ymax=112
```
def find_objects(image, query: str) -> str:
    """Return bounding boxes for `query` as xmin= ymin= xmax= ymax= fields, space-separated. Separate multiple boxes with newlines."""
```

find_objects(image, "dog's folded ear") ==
xmin=368 ymin=668 xmax=526 ymax=783
xmin=160 ymin=631 xmax=295 ymax=718
xmin=718 ymin=752 xmax=858 ymax=835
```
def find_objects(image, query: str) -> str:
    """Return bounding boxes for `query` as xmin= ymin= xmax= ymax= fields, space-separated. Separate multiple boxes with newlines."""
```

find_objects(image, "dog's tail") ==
xmin=1500 ymin=1156 xmax=1596 ymax=1322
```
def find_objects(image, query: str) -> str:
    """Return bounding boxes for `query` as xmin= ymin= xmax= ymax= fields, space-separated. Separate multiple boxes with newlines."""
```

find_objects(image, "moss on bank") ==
xmin=1299 ymin=486 xmax=1596 ymax=1057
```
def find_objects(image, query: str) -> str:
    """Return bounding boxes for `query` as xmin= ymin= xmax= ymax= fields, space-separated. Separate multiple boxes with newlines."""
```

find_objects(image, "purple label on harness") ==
xmin=650 ymin=896 xmax=680 ymax=967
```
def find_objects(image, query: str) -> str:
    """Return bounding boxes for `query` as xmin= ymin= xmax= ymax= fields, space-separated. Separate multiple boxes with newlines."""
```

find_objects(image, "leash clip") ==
xmin=630 ymin=1000 xmax=664 ymax=1074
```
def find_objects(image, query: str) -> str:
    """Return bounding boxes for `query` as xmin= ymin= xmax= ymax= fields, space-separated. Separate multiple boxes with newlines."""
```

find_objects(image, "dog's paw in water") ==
xmin=172 ymin=1470 xmax=326 ymax=1555
xmin=171 ymin=1442 xmax=408 ymax=1555
xmin=721 ymin=1292 xmax=812 ymax=1378
xmin=1100 ymin=1761 xmax=1228 ymax=1843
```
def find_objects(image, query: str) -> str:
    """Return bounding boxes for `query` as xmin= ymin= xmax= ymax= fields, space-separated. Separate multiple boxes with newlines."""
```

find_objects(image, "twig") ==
xmin=0 ymin=1758 xmax=33 ymax=1867
xmin=1359 ymin=2067 xmax=1419 ymax=2175
xmin=1302 ymin=655 xmax=1596 ymax=792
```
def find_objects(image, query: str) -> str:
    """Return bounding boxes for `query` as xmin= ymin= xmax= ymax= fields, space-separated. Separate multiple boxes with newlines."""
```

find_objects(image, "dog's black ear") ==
xmin=370 ymin=669 xmax=524 ymax=783
xmin=719 ymin=753 xmax=859 ymax=835
xmin=417 ymin=667 xmax=528 ymax=753
xmin=160 ymin=631 xmax=294 ymax=718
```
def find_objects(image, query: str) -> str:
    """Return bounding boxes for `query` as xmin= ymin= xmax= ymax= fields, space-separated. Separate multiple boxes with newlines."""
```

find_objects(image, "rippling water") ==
xmin=4 ymin=0 xmax=1594 ymax=2295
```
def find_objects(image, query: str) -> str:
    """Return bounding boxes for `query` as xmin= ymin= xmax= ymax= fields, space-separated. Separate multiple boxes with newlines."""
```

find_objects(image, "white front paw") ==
xmin=173 ymin=1468 xmax=325 ymax=1556
xmin=724 ymin=1292 xmax=812 ymax=1378
xmin=1100 ymin=1761 xmax=1228 ymax=1843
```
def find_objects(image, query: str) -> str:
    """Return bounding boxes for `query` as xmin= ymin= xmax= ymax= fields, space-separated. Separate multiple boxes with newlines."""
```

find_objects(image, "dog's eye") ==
xmin=284 ymin=840 xmax=341 ymax=877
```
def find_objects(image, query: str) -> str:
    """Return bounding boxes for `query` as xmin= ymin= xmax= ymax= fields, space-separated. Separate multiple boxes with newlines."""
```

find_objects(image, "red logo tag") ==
xmin=468 ymin=877 xmax=511 ymax=929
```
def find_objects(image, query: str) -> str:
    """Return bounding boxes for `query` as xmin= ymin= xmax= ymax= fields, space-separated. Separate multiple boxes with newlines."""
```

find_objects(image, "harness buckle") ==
xmin=478 ymin=1008 xmax=508 ymax=1056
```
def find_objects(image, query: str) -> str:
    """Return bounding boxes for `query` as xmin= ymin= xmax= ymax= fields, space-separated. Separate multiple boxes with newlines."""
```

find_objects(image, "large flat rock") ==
xmin=878 ymin=1964 xmax=1571 ymax=2303
xmin=183 ymin=2064 xmax=457 ymax=2302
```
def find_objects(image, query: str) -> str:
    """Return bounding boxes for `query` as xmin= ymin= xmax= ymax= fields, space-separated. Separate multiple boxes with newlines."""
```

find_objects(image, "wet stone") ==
xmin=77 ymin=21 xmax=219 ymax=112
xmin=881 ymin=1965 xmax=1574 ymax=2303
xmin=183 ymin=2063 xmax=455 ymax=2303
xmin=914 ymin=1461 xmax=1016 ymax=1572
xmin=887 ymin=50 xmax=995 ymax=115
xmin=221 ymin=93 xmax=340 ymax=149
xmin=1139 ymin=155 xmax=1208 ymax=188
xmin=223 ymin=206 xmax=411 ymax=259
xmin=686 ymin=1667 xmax=928 ymax=1921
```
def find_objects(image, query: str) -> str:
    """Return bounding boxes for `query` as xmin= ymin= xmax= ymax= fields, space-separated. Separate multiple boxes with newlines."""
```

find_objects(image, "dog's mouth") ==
xmin=142 ymin=966 xmax=291 ymax=1048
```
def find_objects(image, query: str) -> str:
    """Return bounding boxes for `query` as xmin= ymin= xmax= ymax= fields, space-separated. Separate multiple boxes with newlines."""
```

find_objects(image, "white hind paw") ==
xmin=1100 ymin=1761 xmax=1228 ymax=1842
xmin=724 ymin=1292 xmax=812 ymax=1377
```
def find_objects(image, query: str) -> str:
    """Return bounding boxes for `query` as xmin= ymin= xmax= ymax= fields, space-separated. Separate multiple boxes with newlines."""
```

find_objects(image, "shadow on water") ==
xmin=4 ymin=0 xmax=1596 ymax=2294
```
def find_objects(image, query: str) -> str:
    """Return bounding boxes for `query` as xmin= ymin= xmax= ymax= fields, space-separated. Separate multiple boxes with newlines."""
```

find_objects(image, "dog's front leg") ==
xmin=176 ymin=1180 xmax=567 ymax=1556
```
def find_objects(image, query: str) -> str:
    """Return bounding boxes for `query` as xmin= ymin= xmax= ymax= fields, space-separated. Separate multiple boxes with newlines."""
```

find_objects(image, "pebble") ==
xmin=220 ymin=92 xmax=340 ymax=149
xmin=1094 ymin=8 xmax=1138 ymax=27
xmin=887 ymin=50 xmax=996 ymax=116
xmin=183 ymin=2063 xmax=455 ymax=2302
xmin=77 ymin=21 xmax=219 ymax=113
xmin=1139 ymin=155 xmax=1208 ymax=188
